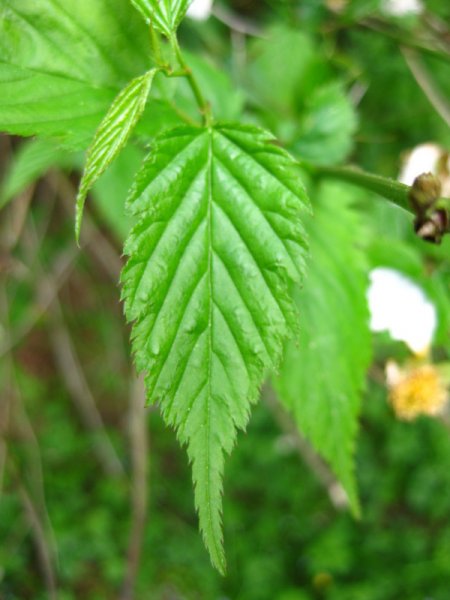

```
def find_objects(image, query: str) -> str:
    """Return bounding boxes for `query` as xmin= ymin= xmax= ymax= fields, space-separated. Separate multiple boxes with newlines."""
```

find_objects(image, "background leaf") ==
xmin=245 ymin=25 xmax=357 ymax=166
xmin=0 ymin=138 xmax=74 ymax=209
xmin=291 ymin=84 xmax=357 ymax=166
xmin=0 ymin=0 xmax=175 ymax=148
xmin=274 ymin=182 xmax=371 ymax=511
xmin=0 ymin=63 xmax=116 ymax=149
xmin=121 ymin=123 xmax=309 ymax=572
xmin=0 ymin=0 xmax=150 ymax=86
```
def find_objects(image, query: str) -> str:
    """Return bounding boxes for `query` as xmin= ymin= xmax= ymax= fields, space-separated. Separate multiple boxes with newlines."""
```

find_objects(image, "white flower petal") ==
xmin=368 ymin=267 xmax=437 ymax=354
xmin=399 ymin=143 xmax=443 ymax=185
xmin=187 ymin=0 xmax=213 ymax=20
xmin=383 ymin=0 xmax=423 ymax=16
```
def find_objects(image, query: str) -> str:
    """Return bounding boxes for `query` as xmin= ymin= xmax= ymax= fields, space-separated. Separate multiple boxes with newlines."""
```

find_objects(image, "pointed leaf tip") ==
xmin=122 ymin=123 xmax=309 ymax=569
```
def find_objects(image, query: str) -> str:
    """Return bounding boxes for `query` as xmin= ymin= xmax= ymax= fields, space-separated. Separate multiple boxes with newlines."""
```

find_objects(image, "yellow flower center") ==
xmin=389 ymin=365 xmax=448 ymax=420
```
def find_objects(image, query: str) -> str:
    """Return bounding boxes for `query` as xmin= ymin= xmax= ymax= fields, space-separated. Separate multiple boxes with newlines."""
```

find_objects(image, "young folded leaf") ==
xmin=75 ymin=69 xmax=158 ymax=241
xmin=121 ymin=124 xmax=309 ymax=572
xmin=130 ymin=0 xmax=193 ymax=36
xmin=274 ymin=184 xmax=371 ymax=513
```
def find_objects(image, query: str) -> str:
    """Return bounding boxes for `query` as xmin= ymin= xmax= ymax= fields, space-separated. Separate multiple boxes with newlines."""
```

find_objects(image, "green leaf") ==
xmin=121 ymin=124 xmax=309 ymax=572
xmin=0 ymin=61 xmax=183 ymax=150
xmin=0 ymin=0 xmax=151 ymax=87
xmin=0 ymin=0 xmax=166 ymax=149
xmin=245 ymin=26 xmax=356 ymax=165
xmin=75 ymin=70 xmax=158 ymax=241
xmin=0 ymin=62 xmax=116 ymax=148
xmin=130 ymin=0 xmax=192 ymax=36
xmin=0 ymin=138 xmax=73 ymax=210
xmin=0 ymin=0 xmax=187 ymax=150
xmin=274 ymin=183 xmax=371 ymax=512
xmin=247 ymin=26 xmax=317 ymax=113
xmin=292 ymin=84 xmax=357 ymax=166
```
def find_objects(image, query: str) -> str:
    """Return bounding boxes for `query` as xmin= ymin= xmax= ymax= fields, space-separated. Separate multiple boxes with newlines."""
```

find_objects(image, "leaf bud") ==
xmin=409 ymin=172 xmax=441 ymax=214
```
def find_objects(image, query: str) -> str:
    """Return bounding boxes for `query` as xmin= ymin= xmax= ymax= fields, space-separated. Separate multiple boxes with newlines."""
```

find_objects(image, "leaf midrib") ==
xmin=205 ymin=126 xmax=226 ymax=573
xmin=0 ymin=59 xmax=120 ymax=92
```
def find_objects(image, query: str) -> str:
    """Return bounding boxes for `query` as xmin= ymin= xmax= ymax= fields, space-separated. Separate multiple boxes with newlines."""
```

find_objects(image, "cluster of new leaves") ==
xmin=131 ymin=0 xmax=191 ymax=36
xmin=0 ymin=0 xmax=372 ymax=572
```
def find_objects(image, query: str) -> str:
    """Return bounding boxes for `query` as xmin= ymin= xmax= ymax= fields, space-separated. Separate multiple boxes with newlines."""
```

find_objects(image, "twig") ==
xmin=49 ymin=171 xmax=123 ymax=282
xmin=121 ymin=374 xmax=149 ymax=600
xmin=231 ymin=30 xmax=248 ymax=84
xmin=264 ymin=387 xmax=349 ymax=511
xmin=9 ymin=374 xmax=59 ymax=567
xmin=360 ymin=17 xmax=450 ymax=65
xmin=212 ymin=5 xmax=263 ymax=37
xmin=0 ymin=248 xmax=78 ymax=358
xmin=1 ymin=185 xmax=35 ymax=251
xmin=47 ymin=297 xmax=125 ymax=477
xmin=0 ymin=296 xmax=52 ymax=543
xmin=1 ymin=287 xmax=59 ymax=597
xmin=14 ymin=472 xmax=58 ymax=600
xmin=22 ymin=224 xmax=125 ymax=478
xmin=402 ymin=47 xmax=450 ymax=129
xmin=0 ymin=288 xmax=12 ymax=496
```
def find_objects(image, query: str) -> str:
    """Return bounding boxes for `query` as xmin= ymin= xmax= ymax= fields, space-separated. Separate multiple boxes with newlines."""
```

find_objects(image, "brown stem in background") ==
xmin=212 ymin=4 xmax=263 ymax=37
xmin=47 ymin=299 xmax=126 ymax=477
xmin=22 ymin=223 xmax=125 ymax=478
xmin=264 ymin=386 xmax=349 ymax=511
xmin=49 ymin=171 xmax=123 ymax=282
xmin=121 ymin=374 xmax=149 ymax=600
xmin=0 ymin=248 xmax=78 ymax=359
xmin=402 ymin=47 xmax=450 ymax=129
xmin=2 ymin=185 xmax=35 ymax=250
xmin=1 ymin=288 xmax=59 ymax=596
xmin=0 ymin=288 xmax=12 ymax=496
xmin=13 ymin=468 xmax=58 ymax=600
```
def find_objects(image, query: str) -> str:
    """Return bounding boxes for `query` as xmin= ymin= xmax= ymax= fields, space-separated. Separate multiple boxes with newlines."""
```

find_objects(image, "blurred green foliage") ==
xmin=2 ymin=0 xmax=450 ymax=597
xmin=3 ymin=359 xmax=450 ymax=599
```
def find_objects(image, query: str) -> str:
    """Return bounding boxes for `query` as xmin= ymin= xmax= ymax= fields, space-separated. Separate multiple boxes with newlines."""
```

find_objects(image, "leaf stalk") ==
xmin=169 ymin=34 xmax=212 ymax=126
xmin=301 ymin=161 xmax=450 ymax=243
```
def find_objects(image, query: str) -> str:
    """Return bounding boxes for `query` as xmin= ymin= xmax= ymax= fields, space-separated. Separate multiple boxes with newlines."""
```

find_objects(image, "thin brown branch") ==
xmin=0 ymin=288 xmax=12 ymax=496
xmin=402 ymin=47 xmax=450 ymax=129
xmin=2 ymin=265 xmax=58 ymax=581
xmin=1 ymin=185 xmax=35 ymax=251
xmin=264 ymin=386 xmax=349 ymax=511
xmin=2 ymin=289 xmax=59 ymax=598
xmin=360 ymin=17 xmax=450 ymax=65
xmin=212 ymin=5 xmax=263 ymax=37
xmin=47 ymin=296 xmax=125 ymax=477
xmin=15 ymin=474 xmax=58 ymax=600
xmin=0 ymin=247 xmax=78 ymax=358
xmin=22 ymin=224 xmax=125 ymax=478
xmin=121 ymin=374 xmax=149 ymax=600
xmin=50 ymin=171 xmax=124 ymax=282
xmin=1 ymin=344 xmax=59 ymax=600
